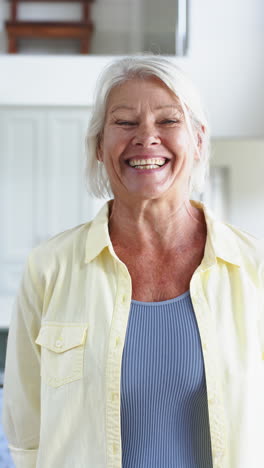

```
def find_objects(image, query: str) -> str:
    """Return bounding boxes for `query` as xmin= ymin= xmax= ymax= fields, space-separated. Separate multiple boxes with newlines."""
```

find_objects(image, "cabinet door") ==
xmin=0 ymin=109 xmax=46 ymax=294
xmin=0 ymin=107 xmax=105 ymax=326
xmin=43 ymin=108 xmax=100 ymax=238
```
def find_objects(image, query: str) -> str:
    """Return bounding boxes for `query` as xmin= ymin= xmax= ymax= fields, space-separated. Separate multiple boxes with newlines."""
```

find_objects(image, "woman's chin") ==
xmin=124 ymin=181 xmax=176 ymax=201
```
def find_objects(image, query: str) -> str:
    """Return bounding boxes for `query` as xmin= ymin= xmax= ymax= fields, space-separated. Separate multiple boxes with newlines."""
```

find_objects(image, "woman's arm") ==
xmin=2 ymin=252 xmax=43 ymax=468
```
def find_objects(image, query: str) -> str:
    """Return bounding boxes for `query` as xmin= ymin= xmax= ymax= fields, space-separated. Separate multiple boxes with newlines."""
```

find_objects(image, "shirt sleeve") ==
xmin=2 ymin=251 xmax=43 ymax=468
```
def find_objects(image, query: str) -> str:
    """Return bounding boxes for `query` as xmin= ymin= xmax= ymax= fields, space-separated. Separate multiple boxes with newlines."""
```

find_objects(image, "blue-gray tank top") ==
xmin=120 ymin=291 xmax=213 ymax=468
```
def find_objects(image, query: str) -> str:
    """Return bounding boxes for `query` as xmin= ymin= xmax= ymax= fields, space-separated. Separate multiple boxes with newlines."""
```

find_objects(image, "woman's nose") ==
xmin=132 ymin=123 xmax=161 ymax=147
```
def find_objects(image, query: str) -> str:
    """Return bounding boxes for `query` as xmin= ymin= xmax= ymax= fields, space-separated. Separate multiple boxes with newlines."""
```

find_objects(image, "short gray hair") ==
xmin=85 ymin=55 xmax=210 ymax=198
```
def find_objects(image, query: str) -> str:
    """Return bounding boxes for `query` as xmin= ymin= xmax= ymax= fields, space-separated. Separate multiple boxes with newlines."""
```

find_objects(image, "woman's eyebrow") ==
xmin=110 ymin=105 xmax=136 ymax=113
xmin=155 ymin=105 xmax=182 ymax=111
xmin=110 ymin=104 xmax=181 ymax=113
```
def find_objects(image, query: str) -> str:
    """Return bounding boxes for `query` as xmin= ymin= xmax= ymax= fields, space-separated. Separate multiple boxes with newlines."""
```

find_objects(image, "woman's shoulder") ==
xmin=222 ymin=220 xmax=263 ymax=250
xmin=216 ymin=218 xmax=264 ymax=278
xmin=36 ymin=221 xmax=91 ymax=251
xmin=27 ymin=221 xmax=93 ymax=275
xmin=26 ymin=203 xmax=110 ymax=279
xmin=202 ymin=202 xmax=263 ymax=255
xmin=202 ymin=200 xmax=264 ymax=278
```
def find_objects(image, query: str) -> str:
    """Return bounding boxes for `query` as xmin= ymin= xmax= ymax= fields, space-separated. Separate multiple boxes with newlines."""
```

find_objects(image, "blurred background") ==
xmin=0 ymin=0 xmax=263 ymax=465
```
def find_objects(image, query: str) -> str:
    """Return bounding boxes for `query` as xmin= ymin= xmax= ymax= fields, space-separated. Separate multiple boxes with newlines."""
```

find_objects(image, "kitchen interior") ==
xmin=0 ymin=0 xmax=264 ymax=466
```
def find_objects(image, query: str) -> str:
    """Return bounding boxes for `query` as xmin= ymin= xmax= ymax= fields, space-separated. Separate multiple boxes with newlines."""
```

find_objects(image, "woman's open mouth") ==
xmin=126 ymin=157 xmax=169 ymax=170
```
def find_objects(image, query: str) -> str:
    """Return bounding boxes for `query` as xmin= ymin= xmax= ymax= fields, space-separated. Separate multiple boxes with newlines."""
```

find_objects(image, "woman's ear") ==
xmin=194 ymin=125 xmax=205 ymax=160
xmin=198 ymin=125 xmax=205 ymax=149
xmin=97 ymin=147 xmax=103 ymax=162
xmin=197 ymin=133 xmax=202 ymax=150
xmin=96 ymin=135 xmax=104 ymax=162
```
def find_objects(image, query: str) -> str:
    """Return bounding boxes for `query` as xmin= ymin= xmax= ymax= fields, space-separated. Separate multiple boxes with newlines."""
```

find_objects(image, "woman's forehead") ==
xmin=106 ymin=76 xmax=182 ymax=113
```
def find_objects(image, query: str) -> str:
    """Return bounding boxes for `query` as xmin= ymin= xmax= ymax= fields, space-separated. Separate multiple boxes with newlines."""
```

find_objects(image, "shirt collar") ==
xmin=85 ymin=202 xmax=112 ymax=263
xmin=85 ymin=200 xmax=241 ymax=268
xmin=190 ymin=200 xmax=241 ymax=269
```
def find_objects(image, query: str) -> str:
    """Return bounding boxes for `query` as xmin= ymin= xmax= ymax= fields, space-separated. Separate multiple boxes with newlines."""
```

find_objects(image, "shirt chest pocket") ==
xmin=35 ymin=322 xmax=88 ymax=388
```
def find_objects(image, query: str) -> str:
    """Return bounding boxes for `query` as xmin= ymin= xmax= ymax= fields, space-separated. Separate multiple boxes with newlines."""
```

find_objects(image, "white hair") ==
xmin=85 ymin=55 xmax=210 ymax=198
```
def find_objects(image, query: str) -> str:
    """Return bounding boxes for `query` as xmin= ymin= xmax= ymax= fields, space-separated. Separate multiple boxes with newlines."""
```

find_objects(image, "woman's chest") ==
xmin=130 ymin=268 xmax=190 ymax=301
xmin=119 ymin=250 xmax=204 ymax=302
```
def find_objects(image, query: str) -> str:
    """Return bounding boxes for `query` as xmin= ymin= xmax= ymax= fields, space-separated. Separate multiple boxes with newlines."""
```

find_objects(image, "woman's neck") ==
xmin=108 ymin=196 xmax=207 ymax=254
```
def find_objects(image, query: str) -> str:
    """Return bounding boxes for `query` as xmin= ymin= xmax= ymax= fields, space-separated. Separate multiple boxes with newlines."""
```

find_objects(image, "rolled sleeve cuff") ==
xmin=9 ymin=446 xmax=38 ymax=468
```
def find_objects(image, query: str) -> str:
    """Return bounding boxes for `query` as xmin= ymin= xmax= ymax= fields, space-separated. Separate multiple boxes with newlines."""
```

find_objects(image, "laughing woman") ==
xmin=3 ymin=56 xmax=264 ymax=468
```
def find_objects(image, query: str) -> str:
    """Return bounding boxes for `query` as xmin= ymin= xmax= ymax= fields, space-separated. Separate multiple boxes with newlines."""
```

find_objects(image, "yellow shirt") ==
xmin=2 ymin=200 xmax=264 ymax=468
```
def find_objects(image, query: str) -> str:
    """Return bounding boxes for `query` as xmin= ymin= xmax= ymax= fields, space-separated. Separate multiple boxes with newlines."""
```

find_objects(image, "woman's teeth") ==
xmin=135 ymin=164 xmax=160 ymax=169
xmin=128 ymin=158 xmax=166 ymax=169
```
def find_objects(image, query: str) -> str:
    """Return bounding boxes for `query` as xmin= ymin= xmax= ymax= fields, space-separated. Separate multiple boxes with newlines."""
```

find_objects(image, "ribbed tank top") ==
xmin=120 ymin=291 xmax=213 ymax=468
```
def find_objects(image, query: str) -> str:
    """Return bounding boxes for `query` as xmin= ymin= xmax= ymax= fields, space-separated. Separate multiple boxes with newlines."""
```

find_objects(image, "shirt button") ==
xmin=112 ymin=443 xmax=119 ymax=455
xmin=55 ymin=339 xmax=63 ymax=348
xmin=111 ymin=392 xmax=119 ymax=401
xmin=115 ymin=337 xmax=121 ymax=347
xmin=194 ymin=295 xmax=203 ymax=305
xmin=202 ymin=342 xmax=207 ymax=351
xmin=122 ymin=294 xmax=127 ymax=304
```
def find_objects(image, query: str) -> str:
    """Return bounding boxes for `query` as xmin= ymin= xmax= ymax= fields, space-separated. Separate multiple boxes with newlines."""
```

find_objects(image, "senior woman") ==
xmin=3 ymin=56 xmax=264 ymax=468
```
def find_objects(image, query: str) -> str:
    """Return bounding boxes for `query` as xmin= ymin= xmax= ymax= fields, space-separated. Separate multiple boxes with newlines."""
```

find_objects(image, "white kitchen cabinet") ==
xmin=0 ymin=107 xmax=105 ymax=327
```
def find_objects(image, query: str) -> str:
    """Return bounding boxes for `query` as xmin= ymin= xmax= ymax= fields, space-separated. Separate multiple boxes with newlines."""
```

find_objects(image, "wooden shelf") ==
xmin=5 ymin=0 xmax=95 ymax=54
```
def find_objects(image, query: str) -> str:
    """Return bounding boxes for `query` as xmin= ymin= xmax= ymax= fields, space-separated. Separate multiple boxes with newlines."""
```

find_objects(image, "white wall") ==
xmin=186 ymin=0 xmax=264 ymax=138
xmin=211 ymin=139 xmax=264 ymax=237
xmin=0 ymin=0 xmax=263 ymax=138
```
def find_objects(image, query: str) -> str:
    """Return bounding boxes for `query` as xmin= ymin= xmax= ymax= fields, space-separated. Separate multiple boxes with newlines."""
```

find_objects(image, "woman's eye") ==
xmin=160 ymin=119 xmax=179 ymax=124
xmin=116 ymin=121 xmax=136 ymax=126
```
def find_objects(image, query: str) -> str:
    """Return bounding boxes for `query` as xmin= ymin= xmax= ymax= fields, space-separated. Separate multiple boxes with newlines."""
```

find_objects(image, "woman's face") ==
xmin=98 ymin=77 xmax=200 ymax=202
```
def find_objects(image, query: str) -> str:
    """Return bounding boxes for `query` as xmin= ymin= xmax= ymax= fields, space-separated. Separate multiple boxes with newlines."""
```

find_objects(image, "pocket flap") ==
xmin=35 ymin=322 xmax=88 ymax=353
